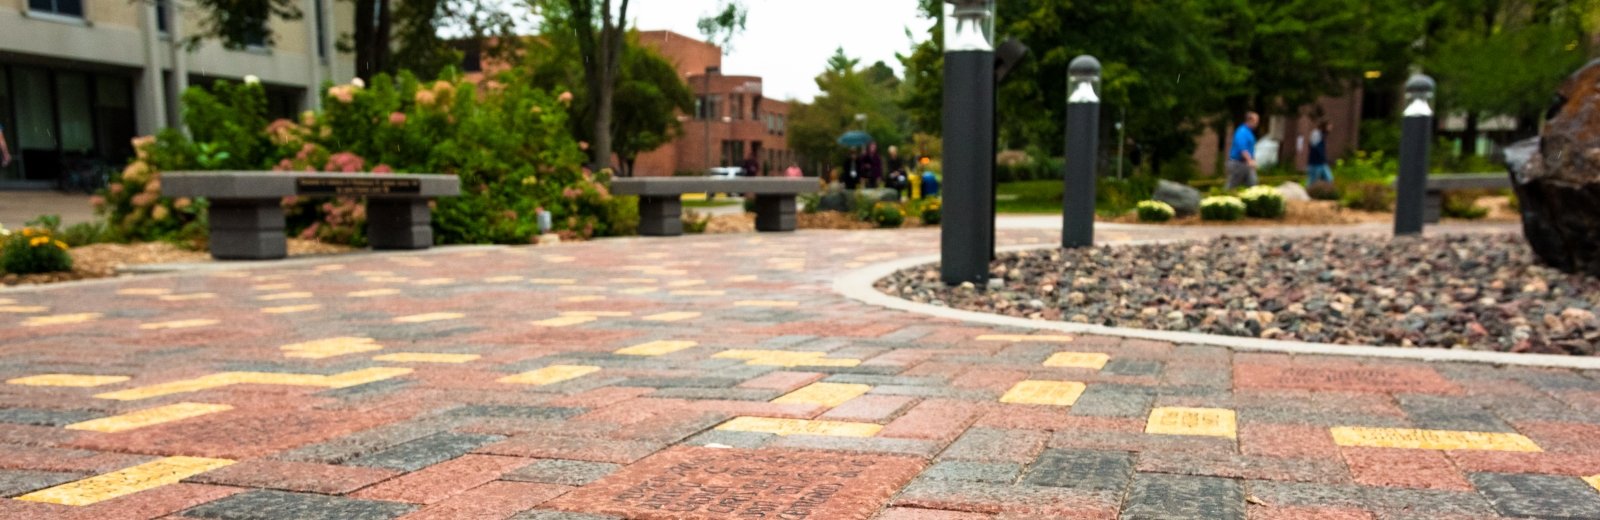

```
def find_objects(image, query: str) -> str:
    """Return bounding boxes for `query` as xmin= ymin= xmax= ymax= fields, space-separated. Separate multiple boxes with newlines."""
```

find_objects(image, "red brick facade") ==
xmin=632 ymin=31 xmax=793 ymax=177
xmin=1193 ymin=93 xmax=1364 ymax=176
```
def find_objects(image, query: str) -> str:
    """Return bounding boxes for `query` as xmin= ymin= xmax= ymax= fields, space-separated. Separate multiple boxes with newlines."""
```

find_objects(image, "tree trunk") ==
xmin=590 ymin=0 xmax=628 ymax=172
xmin=376 ymin=0 xmax=393 ymax=75
xmin=353 ymin=0 xmax=392 ymax=80
xmin=1464 ymin=112 xmax=1480 ymax=157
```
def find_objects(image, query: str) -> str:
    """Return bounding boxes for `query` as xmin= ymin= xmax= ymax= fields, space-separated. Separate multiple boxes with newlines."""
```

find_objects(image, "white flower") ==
xmin=243 ymin=75 xmax=261 ymax=85
xmin=351 ymin=78 xmax=366 ymax=88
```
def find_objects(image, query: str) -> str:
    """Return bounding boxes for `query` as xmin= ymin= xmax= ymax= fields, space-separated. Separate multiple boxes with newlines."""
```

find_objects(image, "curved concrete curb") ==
xmin=835 ymin=246 xmax=1600 ymax=370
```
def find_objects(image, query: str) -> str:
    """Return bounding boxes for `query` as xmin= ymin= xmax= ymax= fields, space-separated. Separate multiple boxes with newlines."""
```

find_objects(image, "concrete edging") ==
xmin=834 ymin=244 xmax=1600 ymax=370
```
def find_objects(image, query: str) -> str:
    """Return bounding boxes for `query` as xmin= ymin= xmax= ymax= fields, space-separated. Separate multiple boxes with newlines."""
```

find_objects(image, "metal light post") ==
xmin=941 ymin=0 xmax=997 ymax=286
xmin=1395 ymin=74 xmax=1435 ymax=236
xmin=1062 ymin=56 xmax=1101 ymax=249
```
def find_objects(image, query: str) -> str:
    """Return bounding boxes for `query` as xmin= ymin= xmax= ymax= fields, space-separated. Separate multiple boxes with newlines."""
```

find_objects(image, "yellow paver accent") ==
xmin=977 ymin=334 xmax=1075 ymax=343
xmin=612 ymin=278 xmax=657 ymax=284
xmin=366 ymin=276 xmax=410 ymax=283
xmin=263 ymin=304 xmax=322 ymax=314
xmin=373 ymin=352 xmax=481 ymax=364
xmin=159 ymin=293 xmax=215 ymax=302
xmin=544 ymin=256 xmax=576 ymax=263
xmin=713 ymin=350 xmax=861 ymax=368
xmin=8 ymin=374 xmax=130 ymax=387
xmin=716 ymin=417 xmax=881 ymax=437
xmin=562 ymin=295 xmax=606 ymax=303
xmin=23 ymin=313 xmax=101 ymax=327
xmin=252 ymin=274 xmax=289 ymax=282
xmin=667 ymin=280 xmax=707 ymax=288
xmin=643 ymin=311 xmax=700 ymax=322
xmin=253 ymin=283 xmax=293 ymax=291
xmin=14 ymin=456 xmax=235 ymax=506
xmin=1585 ymin=475 xmax=1600 ymax=494
xmin=413 ymin=278 xmax=455 ymax=286
xmin=562 ymin=311 xmax=633 ymax=317
xmin=210 ymin=272 xmax=250 ymax=278
xmin=313 ymin=264 xmax=345 ymax=272
xmin=671 ymin=290 xmax=726 ymax=296
xmin=772 ymin=383 xmax=871 ymax=408
xmin=66 ymin=403 xmax=233 ymax=433
xmin=557 ymin=285 xmax=608 ymax=292
xmin=532 ymin=315 xmax=596 ymax=327
xmin=619 ymin=287 xmax=659 ymax=295
xmin=117 ymin=288 xmax=171 ymax=296
xmin=1146 ymin=407 xmax=1238 ymax=439
xmin=485 ymin=276 xmax=525 ymax=283
xmin=1329 ymin=427 xmax=1541 ymax=452
xmin=394 ymin=312 xmax=463 ymax=323
xmin=1043 ymin=352 xmax=1111 ymax=370
xmin=356 ymin=270 xmax=394 ymax=276
xmin=734 ymin=300 xmax=800 ymax=308
xmin=0 ymin=306 xmax=48 ymax=313
xmin=349 ymin=289 xmax=401 ymax=298
xmin=258 ymin=292 xmax=313 ymax=301
xmin=728 ymin=275 xmax=759 ymax=282
xmin=530 ymin=278 xmax=577 ymax=285
xmin=1000 ymin=381 xmax=1087 ymax=406
xmin=498 ymin=365 xmax=601 ymax=386
xmin=615 ymin=340 xmax=698 ymax=356
xmin=281 ymin=337 xmax=382 ymax=359
xmin=139 ymin=319 xmax=220 ymax=331
xmin=94 ymin=368 xmax=413 ymax=400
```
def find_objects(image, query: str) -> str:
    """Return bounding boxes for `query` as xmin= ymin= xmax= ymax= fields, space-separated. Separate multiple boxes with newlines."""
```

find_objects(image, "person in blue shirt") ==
xmin=1306 ymin=121 xmax=1333 ymax=187
xmin=1226 ymin=112 xmax=1260 ymax=190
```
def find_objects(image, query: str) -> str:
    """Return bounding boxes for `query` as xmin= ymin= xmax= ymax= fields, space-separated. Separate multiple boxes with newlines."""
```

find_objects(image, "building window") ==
xmin=697 ymin=95 xmax=722 ymax=121
xmin=721 ymin=140 xmax=744 ymax=167
xmin=315 ymin=0 xmax=328 ymax=59
xmin=28 ymin=0 xmax=83 ymax=17
xmin=730 ymin=94 xmax=744 ymax=121
xmin=156 ymin=0 xmax=170 ymax=33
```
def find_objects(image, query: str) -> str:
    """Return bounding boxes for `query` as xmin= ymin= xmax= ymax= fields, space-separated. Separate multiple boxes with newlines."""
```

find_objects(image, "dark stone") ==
xmin=921 ymin=461 xmax=1023 ymax=484
xmin=1121 ymin=473 xmax=1244 ymax=520
xmin=183 ymin=490 xmax=416 ymax=520
xmin=0 ymin=408 xmax=104 ymax=427
xmin=345 ymin=432 xmax=502 ymax=471
xmin=818 ymin=187 xmax=852 ymax=212
xmin=442 ymin=405 xmax=586 ymax=420
xmin=1505 ymin=60 xmax=1600 ymax=277
xmin=0 ymin=469 xmax=83 ymax=497
xmin=1469 ymin=473 xmax=1600 ymax=519
xmin=1022 ymin=449 xmax=1134 ymax=491
xmin=1153 ymin=180 xmax=1202 ymax=217
xmin=502 ymin=459 xmax=621 ymax=486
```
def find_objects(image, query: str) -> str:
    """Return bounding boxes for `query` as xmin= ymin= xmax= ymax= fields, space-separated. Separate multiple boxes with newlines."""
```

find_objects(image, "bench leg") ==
xmin=367 ymin=199 xmax=434 ymax=250
xmin=1424 ymin=190 xmax=1442 ymax=225
xmin=208 ymin=199 xmax=287 ymax=260
xmin=754 ymin=195 xmax=797 ymax=232
xmin=638 ymin=196 xmax=683 ymax=236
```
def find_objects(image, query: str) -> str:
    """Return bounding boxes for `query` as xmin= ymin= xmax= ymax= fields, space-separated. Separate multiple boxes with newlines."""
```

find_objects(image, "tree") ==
xmin=697 ymin=0 xmax=748 ymax=53
xmin=789 ymin=49 xmax=910 ymax=174
xmin=178 ymin=0 xmax=302 ymax=49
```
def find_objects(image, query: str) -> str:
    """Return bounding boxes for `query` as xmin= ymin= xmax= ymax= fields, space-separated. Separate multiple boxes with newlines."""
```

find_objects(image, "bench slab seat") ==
xmin=163 ymin=172 xmax=460 ymax=260
xmin=612 ymin=178 xmax=822 ymax=236
xmin=1423 ymin=173 xmax=1509 ymax=224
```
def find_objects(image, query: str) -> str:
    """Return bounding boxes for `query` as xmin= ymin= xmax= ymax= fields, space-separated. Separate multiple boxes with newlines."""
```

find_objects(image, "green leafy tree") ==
xmin=789 ymin=49 xmax=910 ymax=173
xmin=697 ymin=0 xmax=749 ymax=52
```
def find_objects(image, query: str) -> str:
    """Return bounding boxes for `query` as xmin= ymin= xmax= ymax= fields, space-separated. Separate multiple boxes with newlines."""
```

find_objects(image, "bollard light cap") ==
xmin=1405 ymin=74 xmax=1436 ymax=95
xmin=1068 ymin=56 xmax=1102 ymax=78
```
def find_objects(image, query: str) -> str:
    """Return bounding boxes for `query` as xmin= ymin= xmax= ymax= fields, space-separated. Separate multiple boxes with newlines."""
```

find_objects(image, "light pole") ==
xmin=941 ymin=0 xmax=996 ymax=286
xmin=703 ymin=67 xmax=715 ymax=171
xmin=1062 ymin=56 xmax=1101 ymax=249
xmin=1395 ymin=74 xmax=1435 ymax=236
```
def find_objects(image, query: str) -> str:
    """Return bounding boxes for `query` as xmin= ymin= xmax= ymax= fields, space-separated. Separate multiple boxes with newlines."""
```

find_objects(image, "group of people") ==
xmin=1226 ymin=111 xmax=1336 ymax=190
xmin=839 ymin=143 xmax=913 ymax=192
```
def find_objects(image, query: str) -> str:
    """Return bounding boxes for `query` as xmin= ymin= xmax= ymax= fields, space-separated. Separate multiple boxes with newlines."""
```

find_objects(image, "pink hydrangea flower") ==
xmin=388 ymin=112 xmax=407 ymax=126
xmin=372 ymin=164 xmax=393 ymax=174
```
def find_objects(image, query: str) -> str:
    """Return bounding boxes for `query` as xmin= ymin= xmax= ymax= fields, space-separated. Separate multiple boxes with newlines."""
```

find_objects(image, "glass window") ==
xmin=14 ymin=67 xmax=55 ymax=150
xmin=28 ymin=0 xmax=83 ymax=17
xmin=0 ymin=67 xmax=16 ymax=182
xmin=56 ymin=73 xmax=94 ymax=153
xmin=697 ymin=95 xmax=721 ymax=121
xmin=156 ymin=0 xmax=169 ymax=32
xmin=314 ymin=0 xmax=327 ymax=58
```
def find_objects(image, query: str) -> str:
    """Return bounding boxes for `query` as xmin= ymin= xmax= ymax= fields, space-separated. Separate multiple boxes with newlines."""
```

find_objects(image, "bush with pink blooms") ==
xmin=97 ymin=71 xmax=636 ymax=247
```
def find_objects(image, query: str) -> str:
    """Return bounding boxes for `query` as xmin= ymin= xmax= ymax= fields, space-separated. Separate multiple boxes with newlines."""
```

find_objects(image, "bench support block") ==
xmin=209 ymin=199 xmax=288 ymax=261
xmin=639 ymin=196 xmax=684 ymax=236
xmin=754 ymin=195 xmax=798 ymax=232
xmin=368 ymin=199 xmax=434 ymax=250
xmin=1424 ymin=190 xmax=1443 ymax=224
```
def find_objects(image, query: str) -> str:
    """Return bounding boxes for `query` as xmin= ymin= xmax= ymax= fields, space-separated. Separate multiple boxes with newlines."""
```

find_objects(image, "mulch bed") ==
xmin=878 ymin=233 xmax=1600 ymax=355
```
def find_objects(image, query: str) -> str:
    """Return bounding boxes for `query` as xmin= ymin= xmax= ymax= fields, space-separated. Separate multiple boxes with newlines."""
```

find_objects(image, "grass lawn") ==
xmin=683 ymin=199 xmax=741 ymax=208
xmin=995 ymin=180 xmax=1065 ymax=214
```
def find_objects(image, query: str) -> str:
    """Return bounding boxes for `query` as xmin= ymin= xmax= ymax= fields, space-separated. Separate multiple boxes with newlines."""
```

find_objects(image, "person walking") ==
xmin=1306 ymin=121 xmax=1333 ymax=187
xmin=1226 ymin=112 xmax=1260 ymax=190
xmin=841 ymin=150 xmax=861 ymax=190
xmin=858 ymin=142 xmax=885 ymax=189
xmin=886 ymin=145 xmax=908 ymax=197
xmin=0 ymin=122 xmax=12 ymax=168
xmin=741 ymin=150 xmax=761 ymax=177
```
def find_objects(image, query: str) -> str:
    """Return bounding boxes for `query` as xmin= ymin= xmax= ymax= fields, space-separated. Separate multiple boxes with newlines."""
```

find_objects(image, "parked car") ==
xmin=706 ymin=167 xmax=743 ymax=199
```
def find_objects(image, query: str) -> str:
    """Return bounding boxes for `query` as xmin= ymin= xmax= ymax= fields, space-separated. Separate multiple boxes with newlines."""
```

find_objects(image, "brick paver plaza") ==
xmin=5 ymin=224 xmax=1600 ymax=519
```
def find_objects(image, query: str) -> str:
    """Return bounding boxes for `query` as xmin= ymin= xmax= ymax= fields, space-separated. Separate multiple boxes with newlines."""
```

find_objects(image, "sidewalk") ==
xmin=0 ymin=191 xmax=95 ymax=229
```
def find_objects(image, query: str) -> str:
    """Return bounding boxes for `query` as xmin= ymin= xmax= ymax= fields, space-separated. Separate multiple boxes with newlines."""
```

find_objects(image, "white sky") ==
xmin=480 ymin=0 xmax=931 ymax=102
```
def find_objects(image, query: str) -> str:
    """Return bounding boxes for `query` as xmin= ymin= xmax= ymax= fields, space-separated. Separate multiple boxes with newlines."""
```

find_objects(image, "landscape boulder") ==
xmin=1153 ymin=180 xmax=1202 ymax=217
xmin=1505 ymin=60 xmax=1600 ymax=277
xmin=1276 ymin=182 xmax=1312 ymax=202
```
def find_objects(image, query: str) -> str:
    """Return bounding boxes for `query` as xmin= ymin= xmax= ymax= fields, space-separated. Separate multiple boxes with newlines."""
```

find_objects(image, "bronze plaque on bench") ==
xmin=296 ymin=177 xmax=422 ymax=196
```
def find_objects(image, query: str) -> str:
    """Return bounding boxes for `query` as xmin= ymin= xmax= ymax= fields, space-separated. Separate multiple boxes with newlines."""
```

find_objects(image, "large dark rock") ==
xmin=1506 ymin=60 xmax=1600 ymax=277
xmin=1153 ymin=180 xmax=1202 ymax=217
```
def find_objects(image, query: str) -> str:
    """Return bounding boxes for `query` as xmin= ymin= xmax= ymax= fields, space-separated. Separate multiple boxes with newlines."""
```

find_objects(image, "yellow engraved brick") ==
xmin=23 ymin=313 xmax=101 ymax=327
xmin=772 ymin=383 xmax=871 ymax=408
xmin=1000 ymin=381 xmax=1087 ymax=406
xmin=66 ymin=403 xmax=233 ymax=433
xmin=139 ymin=319 xmax=220 ymax=331
xmin=562 ymin=295 xmax=606 ymax=303
xmin=670 ymin=290 xmax=726 ymax=296
xmin=1585 ymin=475 xmax=1600 ymax=493
xmin=498 ymin=365 xmax=601 ymax=386
xmin=557 ymin=285 xmax=608 ymax=292
xmin=612 ymin=278 xmax=657 ymax=284
xmin=728 ymin=275 xmax=759 ymax=282
xmin=667 ymin=279 xmax=707 ymax=288
xmin=349 ymin=289 xmax=401 ymax=298
xmin=562 ymin=311 xmax=633 ymax=317
xmin=413 ymin=278 xmax=455 ymax=286
xmin=532 ymin=315 xmax=596 ymax=327
xmin=616 ymin=340 xmax=698 ymax=357
xmin=252 ymin=274 xmax=288 ymax=282
xmin=253 ymin=283 xmax=293 ymax=291
xmin=529 ymin=278 xmax=577 ymax=285
xmin=95 ymin=374 xmax=236 ymax=401
xmin=96 ymin=368 xmax=411 ymax=400
xmin=0 ymin=306 xmax=48 ymax=313
xmin=14 ymin=456 xmax=235 ymax=506
xmin=281 ymin=337 xmax=382 ymax=359
xmin=1147 ymin=407 xmax=1238 ymax=439
xmin=366 ymin=277 xmax=410 ymax=283
xmin=160 ymin=293 xmax=216 ymax=302
xmin=318 ymin=367 xmax=413 ymax=388
xmin=643 ymin=311 xmax=700 ymax=322
xmin=712 ymin=350 xmax=861 ymax=368
xmin=544 ymin=256 xmax=575 ymax=263
xmin=373 ymin=353 xmax=481 ymax=364
xmin=1043 ymin=352 xmax=1111 ymax=370
xmin=394 ymin=312 xmax=463 ymax=323
xmin=262 ymin=304 xmax=322 ymax=314
xmin=977 ymin=334 xmax=1075 ymax=343
xmin=735 ymin=300 xmax=800 ymax=308
xmin=8 ymin=374 xmax=130 ymax=387
xmin=1329 ymin=427 xmax=1542 ymax=452
xmin=485 ymin=276 xmax=525 ymax=283
xmin=313 ymin=264 xmax=345 ymax=272
xmin=117 ymin=288 xmax=172 ymax=296
xmin=716 ymin=417 xmax=881 ymax=437
xmin=618 ymin=287 xmax=659 ymax=295
xmin=257 ymin=292 xmax=313 ymax=301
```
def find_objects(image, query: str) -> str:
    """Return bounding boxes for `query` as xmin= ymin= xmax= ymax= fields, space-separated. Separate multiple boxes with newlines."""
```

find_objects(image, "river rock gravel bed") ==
xmin=877 ymin=234 xmax=1600 ymax=354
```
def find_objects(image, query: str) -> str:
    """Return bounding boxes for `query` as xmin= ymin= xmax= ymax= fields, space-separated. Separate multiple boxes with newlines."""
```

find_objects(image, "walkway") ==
xmin=4 ymin=222 xmax=1599 ymax=520
xmin=0 ymin=191 xmax=96 ymax=230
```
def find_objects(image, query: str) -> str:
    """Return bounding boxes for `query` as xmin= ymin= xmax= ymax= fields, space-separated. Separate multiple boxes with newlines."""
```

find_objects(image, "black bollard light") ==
xmin=941 ymin=0 xmax=997 ymax=286
xmin=1395 ymin=74 xmax=1435 ymax=236
xmin=1062 ymin=56 xmax=1101 ymax=249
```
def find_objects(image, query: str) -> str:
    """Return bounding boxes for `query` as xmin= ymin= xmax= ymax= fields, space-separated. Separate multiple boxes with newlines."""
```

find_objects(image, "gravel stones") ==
xmin=878 ymin=234 xmax=1600 ymax=354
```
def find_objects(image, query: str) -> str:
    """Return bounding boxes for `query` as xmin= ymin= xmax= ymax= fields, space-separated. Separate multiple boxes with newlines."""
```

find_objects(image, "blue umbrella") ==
xmin=837 ymin=131 xmax=873 ymax=147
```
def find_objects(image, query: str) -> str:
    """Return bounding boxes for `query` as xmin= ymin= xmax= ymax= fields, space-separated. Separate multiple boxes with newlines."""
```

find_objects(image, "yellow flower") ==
xmin=30 ymin=236 xmax=48 ymax=247
xmin=54 ymin=240 xmax=68 ymax=250
xmin=22 ymin=228 xmax=35 ymax=237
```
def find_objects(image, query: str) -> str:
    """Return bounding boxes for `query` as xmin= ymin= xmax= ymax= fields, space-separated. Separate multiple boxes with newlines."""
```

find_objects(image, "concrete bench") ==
xmin=163 ymin=171 xmax=461 ymax=260
xmin=612 ymin=177 xmax=821 ymax=236
xmin=1425 ymin=173 xmax=1509 ymax=223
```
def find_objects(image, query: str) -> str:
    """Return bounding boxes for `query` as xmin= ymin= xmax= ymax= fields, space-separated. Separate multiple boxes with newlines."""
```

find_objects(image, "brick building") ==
xmin=630 ymin=31 xmax=792 ymax=177
xmin=1192 ymin=93 xmax=1365 ymax=176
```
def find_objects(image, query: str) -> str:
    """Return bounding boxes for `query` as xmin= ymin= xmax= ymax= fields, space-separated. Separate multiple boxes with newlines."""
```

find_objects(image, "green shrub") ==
xmin=1442 ymin=192 xmax=1489 ymax=220
xmin=1097 ymin=175 xmax=1159 ymax=216
xmin=1239 ymin=186 xmax=1287 ymax=219
xmin=1 ymin=227 xmax=73 ymax=275
xmin=743 ymin=196 xmax=758 ymax=214
xmin=1136 ymin=200 xmax=1175 ymax=222
xmin=1200 ymin=196 xmax=1246 ymax=221
xmin=870 ymin=202 xmax=906 ymax=228
xmin=1307 ymin=182 xmax=1340 ymax=201
xmin=682 ymin=210 xmax=710 ymax=234
xmin=799 ymin=193 xmax=821 ymax=213
xmin=919 ymin=198 xmax=942 ymax=225
xmin=1333 ymin=151 xmax=1398 ymax=183
xmin=1340 ymin=181 xmax=1395 ymax=212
